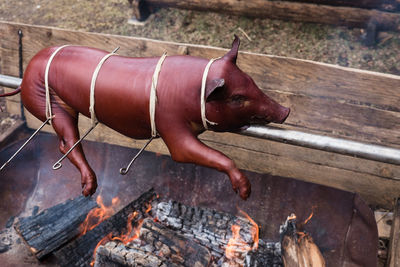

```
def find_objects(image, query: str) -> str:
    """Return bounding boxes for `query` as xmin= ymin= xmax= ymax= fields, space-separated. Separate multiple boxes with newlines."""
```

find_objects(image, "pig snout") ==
xmin=274 ymin=105 xmax=290 ymax=124
xmin=252 ymin=98 xmax=290 ymax=124
xmin=258 ymin=97 xmax=290 ymax=124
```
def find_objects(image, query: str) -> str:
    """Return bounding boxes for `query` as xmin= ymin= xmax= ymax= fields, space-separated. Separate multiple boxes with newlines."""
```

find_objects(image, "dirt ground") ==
xmin=0 ymin=0 xmax=399 ymax=127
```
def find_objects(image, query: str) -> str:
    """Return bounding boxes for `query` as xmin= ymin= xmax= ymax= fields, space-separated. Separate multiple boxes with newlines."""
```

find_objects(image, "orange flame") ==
xmin=225 ymin=224 xmax=244 ymax=259
xmin=303 ymin=206 xmax=317 ymax=225
xmin=304 ymin=211 xmax=314 ymax=225
xmin=90 ymin=232 xmax=112 ymax=267
xmin=80 ymin=196 xmax=120 ymax=236
xmin=89 ymin=212 xmax=143 ymax=267
xmin=238 ymin=209 xmax=259 ymax=250
xmin=111 ymin=211 xmax=144 ymax=244
xmin=225 ymin=209 xmax=260 ymax=263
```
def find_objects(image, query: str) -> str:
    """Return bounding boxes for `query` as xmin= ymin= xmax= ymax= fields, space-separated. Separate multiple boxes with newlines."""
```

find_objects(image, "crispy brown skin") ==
xmin=18 ymin=36 xmax=289 ymax=200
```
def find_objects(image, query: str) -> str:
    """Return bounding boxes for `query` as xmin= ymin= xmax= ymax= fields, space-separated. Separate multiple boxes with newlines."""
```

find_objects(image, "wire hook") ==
xmin=120 ymin=137 xmax=154 ymax=175
xmin=52 ymin=123 xmax=98 ymax=170
xmin=0 ymin=117 xmax=51 ymax=171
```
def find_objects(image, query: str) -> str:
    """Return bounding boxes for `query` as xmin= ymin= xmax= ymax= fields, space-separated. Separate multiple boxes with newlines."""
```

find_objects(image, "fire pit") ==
xmin=0 ymin=133 xmax=378 ymax=266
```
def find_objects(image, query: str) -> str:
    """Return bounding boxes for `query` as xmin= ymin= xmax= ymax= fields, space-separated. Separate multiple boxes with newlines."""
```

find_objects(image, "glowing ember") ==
xmin=80 ymin=196 xmax=120 ymax=236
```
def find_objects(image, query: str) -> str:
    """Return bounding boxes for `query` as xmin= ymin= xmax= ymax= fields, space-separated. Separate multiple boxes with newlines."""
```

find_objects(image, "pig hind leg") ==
xmin=50 ymin=107 xmax=98 ymax=196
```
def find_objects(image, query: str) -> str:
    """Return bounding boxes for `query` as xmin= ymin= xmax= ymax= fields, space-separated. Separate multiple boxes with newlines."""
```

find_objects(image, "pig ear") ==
xmin=223 ymin=35 xmax=240 ymax=64
xmin=205 ymin=78 xmax=225 ymax=102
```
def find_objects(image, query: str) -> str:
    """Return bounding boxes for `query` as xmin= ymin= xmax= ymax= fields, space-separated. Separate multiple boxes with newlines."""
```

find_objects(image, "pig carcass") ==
xmin=8 ymin=36 xmax=289 ymax=200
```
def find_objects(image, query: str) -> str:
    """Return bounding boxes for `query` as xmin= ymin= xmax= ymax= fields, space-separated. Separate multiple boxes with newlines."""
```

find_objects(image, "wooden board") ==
xmin=1 ymin=21 xmax=399 ymax=208
xmin=375 ymin=211 xmax=393 ymax=239
xmin=143 ymin=0 xmax=400 ymax=30
xmin=388 ymin=199 xmax=400 ymax=267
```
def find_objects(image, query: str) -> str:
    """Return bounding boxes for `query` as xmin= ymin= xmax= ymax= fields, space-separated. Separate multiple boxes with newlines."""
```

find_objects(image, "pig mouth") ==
xmin=249 ymin=115 xmax=271 ymax=125
xmin=237 ymin=116 xmax=271 ymax=131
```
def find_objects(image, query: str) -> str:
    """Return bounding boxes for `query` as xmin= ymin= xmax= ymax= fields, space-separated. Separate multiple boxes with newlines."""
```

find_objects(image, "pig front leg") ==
xmin=160 ymin=129 xmax=251 ymax=200
xmin=51 ymin=107 xmax=98 ymax=197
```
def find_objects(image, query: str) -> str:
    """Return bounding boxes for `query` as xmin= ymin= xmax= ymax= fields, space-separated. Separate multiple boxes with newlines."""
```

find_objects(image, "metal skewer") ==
xmin=120 ymin=137 xmax=154 ymax=175
xmin=52 ymin=123 xmax=98 ymax=170
xmin=0 ymin=117 xmax=51 ymax=171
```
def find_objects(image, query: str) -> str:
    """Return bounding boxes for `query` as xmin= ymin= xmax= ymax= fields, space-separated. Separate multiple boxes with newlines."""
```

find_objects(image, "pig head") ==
xmin=19 ymin=36 xmax=289 ymax=200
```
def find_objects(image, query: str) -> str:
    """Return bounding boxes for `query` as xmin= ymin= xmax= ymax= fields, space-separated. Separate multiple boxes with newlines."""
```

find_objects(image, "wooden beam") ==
xmin=282 ymin=0 xmax=399 ymax=10
xmin=375 ymin=211 xmax=393 ymax=239
xmin=143 ymin=0 xmax=400 ymax=31
xmin=14 ymin=196 xmax=98 ymax=260
xmin=388 ymin=199 xmax=400 ymax=267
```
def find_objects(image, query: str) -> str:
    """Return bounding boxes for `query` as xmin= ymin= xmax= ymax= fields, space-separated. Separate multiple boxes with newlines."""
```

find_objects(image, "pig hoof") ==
xmin=230 ymin=171 xmax=251 ymax=200
xmin=239 ymin=181 xmax=251 ymax=200
xmin=81 ymin=174 xmax=98 ymax=197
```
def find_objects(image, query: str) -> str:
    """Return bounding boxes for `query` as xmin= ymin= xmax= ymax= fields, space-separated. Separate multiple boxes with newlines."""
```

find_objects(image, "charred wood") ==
xmin=245 ymin=240 xmax=282 ymax=267
xmin=280 ymin=214 xmax=325 ymax=267
xmin=136 ymin=218 xmax=212 ymax=266
xmin=54 ymin=188 xmax=157 ymax=267
xmin=95 ymin=219 xmax=212 ymax=267
xmin=14 ymin=195 xmax=97 ymax=260
xmin=152 ymin=200 xmax=282 ymax=266
xmin=94 ymin=241 xmax=182 ymax=267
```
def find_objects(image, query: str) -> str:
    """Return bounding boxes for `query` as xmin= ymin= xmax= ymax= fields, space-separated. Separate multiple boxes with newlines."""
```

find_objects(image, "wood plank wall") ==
xmin=1 ymin=21 xmax=399 ymax=208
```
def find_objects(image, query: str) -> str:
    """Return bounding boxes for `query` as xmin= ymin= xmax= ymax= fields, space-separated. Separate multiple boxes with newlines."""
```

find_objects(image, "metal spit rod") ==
xmin=1 ymin=73 xmax=400 ymax=165
xmin=0 ymin=74 xmax=21 ymax=89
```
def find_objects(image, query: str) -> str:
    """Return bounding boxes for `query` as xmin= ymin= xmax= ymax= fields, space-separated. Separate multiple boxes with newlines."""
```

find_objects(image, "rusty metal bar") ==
xmin=1 ymin=73 xmax=400 ymax=165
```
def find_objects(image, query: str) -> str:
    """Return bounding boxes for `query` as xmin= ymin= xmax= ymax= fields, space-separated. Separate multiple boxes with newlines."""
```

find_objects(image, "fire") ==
xmin=111 ymin=211 xmax=144 ymax=244
xmin=238 ymin=209 xmax=259 ymax=250
xmin=303 ymin=206 xmax=317 ymax=225
xmin=225 ymin=224 xmax=244 ymax=259
xmin=80 ymin=196 xmax=120 ymax=236
xmin=90 ymin=232 xmax=112 ymax=267
xmin=303 ymin=211 xmax=314 ymax=225
xmin=90 ymin=202 xmax=153 ymax=266
xmin=225 ymin=209 xmax=260 ymax=263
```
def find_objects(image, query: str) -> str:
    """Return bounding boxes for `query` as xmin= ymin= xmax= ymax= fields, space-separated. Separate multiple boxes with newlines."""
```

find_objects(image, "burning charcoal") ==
xmin=94 ymin=240 xmax=180 ymax=267
xmin=94 ymin=219 xmax=212 ymax=267
xmin=245 ymin=240 xmax=282 ymax=267
xmin=138 ymin=218 xmax=211 ymax=266
xmin=152 ymin=201 xmax=267 ymax=264
xmin=280 ymin=214 xmax=325 ymax=267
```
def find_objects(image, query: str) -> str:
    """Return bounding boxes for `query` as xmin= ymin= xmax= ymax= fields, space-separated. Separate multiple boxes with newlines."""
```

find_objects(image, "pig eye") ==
xmin=230 ymin=95 xmax=246 ymax=104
